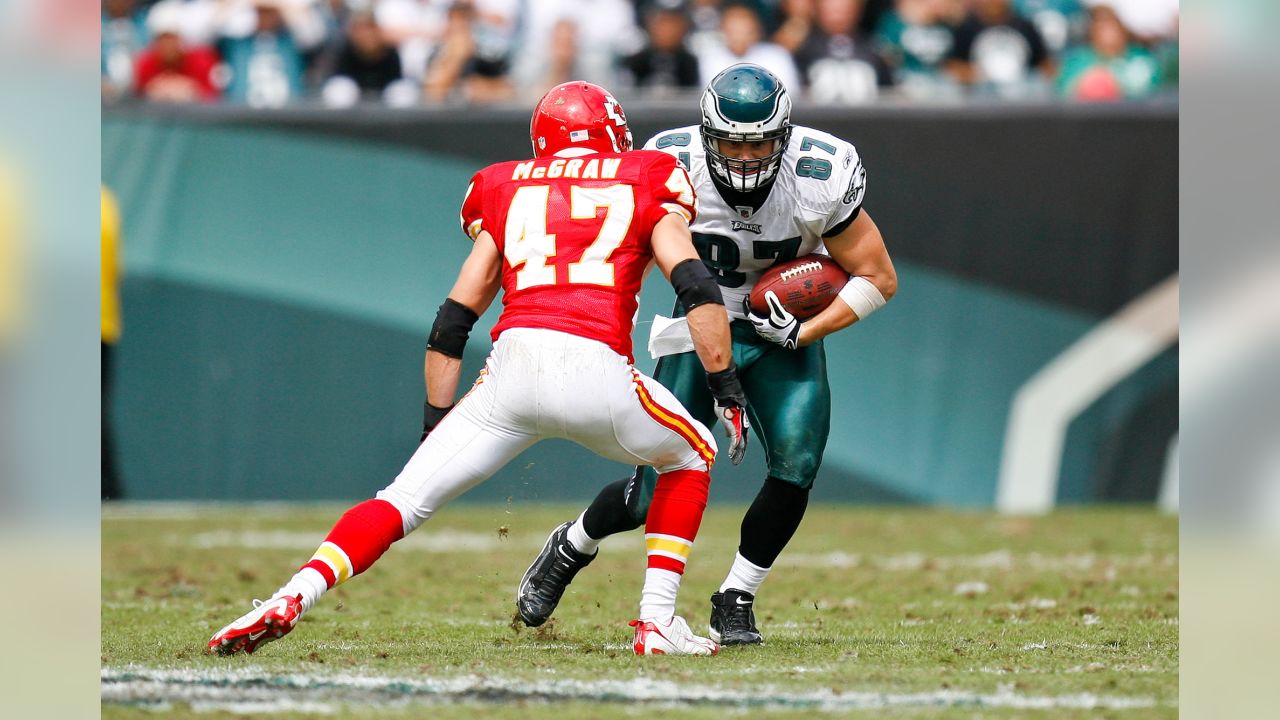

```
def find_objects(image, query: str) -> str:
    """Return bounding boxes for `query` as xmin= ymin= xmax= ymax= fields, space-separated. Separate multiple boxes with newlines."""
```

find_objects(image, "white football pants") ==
xmin=377 ymin=328 xmax=717 ymax=534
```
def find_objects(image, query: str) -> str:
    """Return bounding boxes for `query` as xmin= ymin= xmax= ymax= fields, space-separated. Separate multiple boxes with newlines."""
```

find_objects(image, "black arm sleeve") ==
xmin=670 ymin=258 xmax=724 ymax=311
xmin=427 ymin=298 xmax=480 ymax=359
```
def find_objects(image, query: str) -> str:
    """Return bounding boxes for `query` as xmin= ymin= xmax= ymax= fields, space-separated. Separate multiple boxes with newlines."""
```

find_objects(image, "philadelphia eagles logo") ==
xmin=843 ymin=162 xmax=866 ymax=205
xmin=731 ymin=220 xmax=763 ymax=234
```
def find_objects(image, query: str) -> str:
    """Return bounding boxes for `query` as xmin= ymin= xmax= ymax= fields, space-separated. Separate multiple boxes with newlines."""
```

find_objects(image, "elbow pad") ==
xmin=670 ymin=258 xmax=724 ymax=311
xmin=427 ymin=298 xmax=480 ymax=359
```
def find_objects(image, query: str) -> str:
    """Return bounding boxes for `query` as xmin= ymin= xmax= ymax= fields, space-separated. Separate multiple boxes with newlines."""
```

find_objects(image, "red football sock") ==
xmin=301 ymin=498 xmax=406 ymax=588
xmin=643 ymin=469 xmax=710 ymax=574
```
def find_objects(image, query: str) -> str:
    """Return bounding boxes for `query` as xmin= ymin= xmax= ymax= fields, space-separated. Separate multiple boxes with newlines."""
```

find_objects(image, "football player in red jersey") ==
xmin=208 ymin=82 xmax=750 ymax=657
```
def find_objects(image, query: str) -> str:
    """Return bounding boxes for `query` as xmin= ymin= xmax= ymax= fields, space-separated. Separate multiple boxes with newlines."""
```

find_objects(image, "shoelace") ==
xmin=247 ymin=596 xmax=294 ymax=618
xmin=535 ymin=545 xmax=585 ymax=602
xmin=660 ymin=618 xmax=713 ymax=653
xmin=721 ymin=600 xmax=754 ymax=630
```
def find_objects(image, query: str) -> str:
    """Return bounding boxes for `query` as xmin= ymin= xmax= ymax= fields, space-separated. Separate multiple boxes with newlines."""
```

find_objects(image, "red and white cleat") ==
xmin=630 ymin=615 xmax=719 ymax=656
xmin=207 ymin=594 xmax=303 ymax=656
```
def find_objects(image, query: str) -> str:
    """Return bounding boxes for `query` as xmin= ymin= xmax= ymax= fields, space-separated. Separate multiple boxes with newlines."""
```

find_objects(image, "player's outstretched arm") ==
xmin=420 ymin=232 xmax=503 ymax=440
xmin=798 ymin=210 xmax=897 ymax=346
xmin=651 ymin=213 xmax=751 ymax=464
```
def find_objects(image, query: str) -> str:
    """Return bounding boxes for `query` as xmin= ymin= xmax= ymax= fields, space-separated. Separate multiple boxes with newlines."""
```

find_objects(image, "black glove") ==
xmin=421 ymin=401 xmax=454 ymax=443
xmin=706 ymin=363 xmax=750 ymax=465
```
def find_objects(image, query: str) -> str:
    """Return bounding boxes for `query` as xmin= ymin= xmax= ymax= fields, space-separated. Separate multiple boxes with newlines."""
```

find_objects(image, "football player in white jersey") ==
xmin=516 ymin=63 xmax=897 ymax=645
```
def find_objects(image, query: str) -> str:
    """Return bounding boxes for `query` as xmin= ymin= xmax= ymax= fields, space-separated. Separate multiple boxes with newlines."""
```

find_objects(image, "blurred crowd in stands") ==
xmin=102 ymin=0 xmax=1179 ymax=108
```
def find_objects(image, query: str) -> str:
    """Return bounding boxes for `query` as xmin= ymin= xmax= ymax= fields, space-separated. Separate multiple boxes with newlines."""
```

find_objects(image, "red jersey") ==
xmin=460 ymin=150 xmax=697 ymax=361
xmin=133 ymin=45 xmax=222 ymax=101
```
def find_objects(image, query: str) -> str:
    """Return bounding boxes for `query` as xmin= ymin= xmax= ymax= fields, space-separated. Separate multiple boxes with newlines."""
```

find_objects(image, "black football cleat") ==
xmin=516 ymin=521 xmax=596 ymax=627
xmin=709 ymin=588 xmax=765 ymax=646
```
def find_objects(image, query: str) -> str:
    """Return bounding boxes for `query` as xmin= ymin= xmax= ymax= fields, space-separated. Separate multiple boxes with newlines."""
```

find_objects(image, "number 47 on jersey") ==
xmin=501 ymin=167 xmax=695 ymax=290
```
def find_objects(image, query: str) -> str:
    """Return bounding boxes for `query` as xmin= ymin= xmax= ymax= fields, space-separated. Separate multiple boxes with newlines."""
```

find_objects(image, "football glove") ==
xmin=421 ymin=401 xmax=454 ymax=443
xmin=747 ymin=292 xmax=801 ymax=349
xmin=706 ymin=364 xmax=750 ymax=465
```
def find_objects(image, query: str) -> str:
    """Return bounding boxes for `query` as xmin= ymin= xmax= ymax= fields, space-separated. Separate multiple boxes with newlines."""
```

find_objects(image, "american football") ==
xmin=749 ymin=254 xmax=850 ymax=320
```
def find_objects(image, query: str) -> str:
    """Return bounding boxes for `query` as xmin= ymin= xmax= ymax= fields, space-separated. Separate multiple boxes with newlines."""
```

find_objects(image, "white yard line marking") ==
xmin=102 ymin=666 xmax=1161 ymax=712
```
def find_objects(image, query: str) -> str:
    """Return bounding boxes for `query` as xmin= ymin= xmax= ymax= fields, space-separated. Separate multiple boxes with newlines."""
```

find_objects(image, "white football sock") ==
xmin=638 ymin=567 xmax=680 ymax=622
xmin=719 ymin=552 xmax=771 ymax=596
xmin=566 ymin=511 xmax=601 ymax=556
xmin=275 ymin=566 xmax=328 ymax=614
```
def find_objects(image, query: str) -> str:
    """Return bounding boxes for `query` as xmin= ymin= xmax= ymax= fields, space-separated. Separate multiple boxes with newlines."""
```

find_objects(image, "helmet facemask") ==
xmin=701 ymin=125 xmax=792 ymax=192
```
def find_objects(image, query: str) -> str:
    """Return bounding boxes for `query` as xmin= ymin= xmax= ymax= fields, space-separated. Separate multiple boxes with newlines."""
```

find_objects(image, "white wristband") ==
xmin=837 ymin=276 xmax=886 ymax=320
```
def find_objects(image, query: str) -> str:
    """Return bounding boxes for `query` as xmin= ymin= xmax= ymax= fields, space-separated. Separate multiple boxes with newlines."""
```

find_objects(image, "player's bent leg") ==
xmin=708 ymin=341 xmax=829 ymax=645
xmin=710 ymin=478 xmax=810 ymax=646
xmin=610 ymin=349 xmax=723 ymax=529
xmin=296 ymin=499 xmax=407 ymax=604
xmin=573 ymin=362 xmax=718 ymax=652
xmin=632 ymin=467 xmax=717 ymax=656
xmin=602 ymin=373 xmax=717 ymax=621
xmin=207 ymin=497 xmax=404 ymax=656
xmin=209 ymin=373 xmax=535 ymax=655
xmin=582 ymin=473 xmax=647 ymax=539
xmin=516 ymin=349 xmax=719 ymax=594
xmin=737 ymin=476 xmax=812 ymax=572
xmin=377 ymin=380 xmax=536 ymax=530
xmin=639 ymin=468 xmax=709 ymax=618
xmin=515 ymin=349 xmax=721 ymax=636
xmin=515 ymin=472 xmax=648 ymax=627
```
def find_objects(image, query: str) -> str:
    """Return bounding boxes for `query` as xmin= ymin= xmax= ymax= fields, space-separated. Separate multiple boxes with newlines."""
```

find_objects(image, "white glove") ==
xmin=746 ymin=291 xmax=801 ymax=350
xmin=707 ymin=365 xmax=750 ymax=465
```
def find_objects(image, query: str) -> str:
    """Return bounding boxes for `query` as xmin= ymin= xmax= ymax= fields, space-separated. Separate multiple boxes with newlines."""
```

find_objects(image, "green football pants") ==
xmin=627 ymin=320 xmax=831 ymax=523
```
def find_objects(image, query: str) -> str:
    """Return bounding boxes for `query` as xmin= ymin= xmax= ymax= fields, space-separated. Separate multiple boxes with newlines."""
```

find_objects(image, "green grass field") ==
xmin=102 ymin=503 xmax=1177 ymax=718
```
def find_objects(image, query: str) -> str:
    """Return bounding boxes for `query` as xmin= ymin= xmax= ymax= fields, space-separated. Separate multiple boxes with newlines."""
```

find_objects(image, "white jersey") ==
xmin=643 ymin=124 xmax=867 ymax=319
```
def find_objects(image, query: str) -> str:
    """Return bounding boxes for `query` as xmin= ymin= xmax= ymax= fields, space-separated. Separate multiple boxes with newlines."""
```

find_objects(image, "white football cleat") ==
xmin=630 ymin=615 xmax=719 ymax=656
xmin=207 ymin=593 xmax=303 ymax=656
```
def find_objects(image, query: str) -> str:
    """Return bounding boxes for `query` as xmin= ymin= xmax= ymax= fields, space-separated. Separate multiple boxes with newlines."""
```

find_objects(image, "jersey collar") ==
xmin=709 ymin=176 xmax=776 ymax=217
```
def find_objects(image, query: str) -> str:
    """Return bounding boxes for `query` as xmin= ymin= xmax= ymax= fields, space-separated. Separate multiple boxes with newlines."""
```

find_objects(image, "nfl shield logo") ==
xmin=736 ymin=206 xmax=752 ymax=219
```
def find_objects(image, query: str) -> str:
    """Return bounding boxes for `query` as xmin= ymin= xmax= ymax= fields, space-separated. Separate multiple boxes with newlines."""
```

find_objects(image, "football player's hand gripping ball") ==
xmin=706 ymin=365 xmax=750 ymax=465
xmin=747 ymin=292 xmax=801 ymax=350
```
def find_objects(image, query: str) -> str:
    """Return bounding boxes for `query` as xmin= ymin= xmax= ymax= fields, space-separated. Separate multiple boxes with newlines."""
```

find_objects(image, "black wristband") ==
xmin=706 ymin=362 xmax=747 ymax=407
xmin=423 ymin=401 xmax=454 ymax=435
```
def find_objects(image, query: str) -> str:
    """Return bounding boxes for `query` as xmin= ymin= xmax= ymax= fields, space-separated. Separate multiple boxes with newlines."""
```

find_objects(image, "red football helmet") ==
xmin=530 ymin=81 xmax=633 ymax=158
